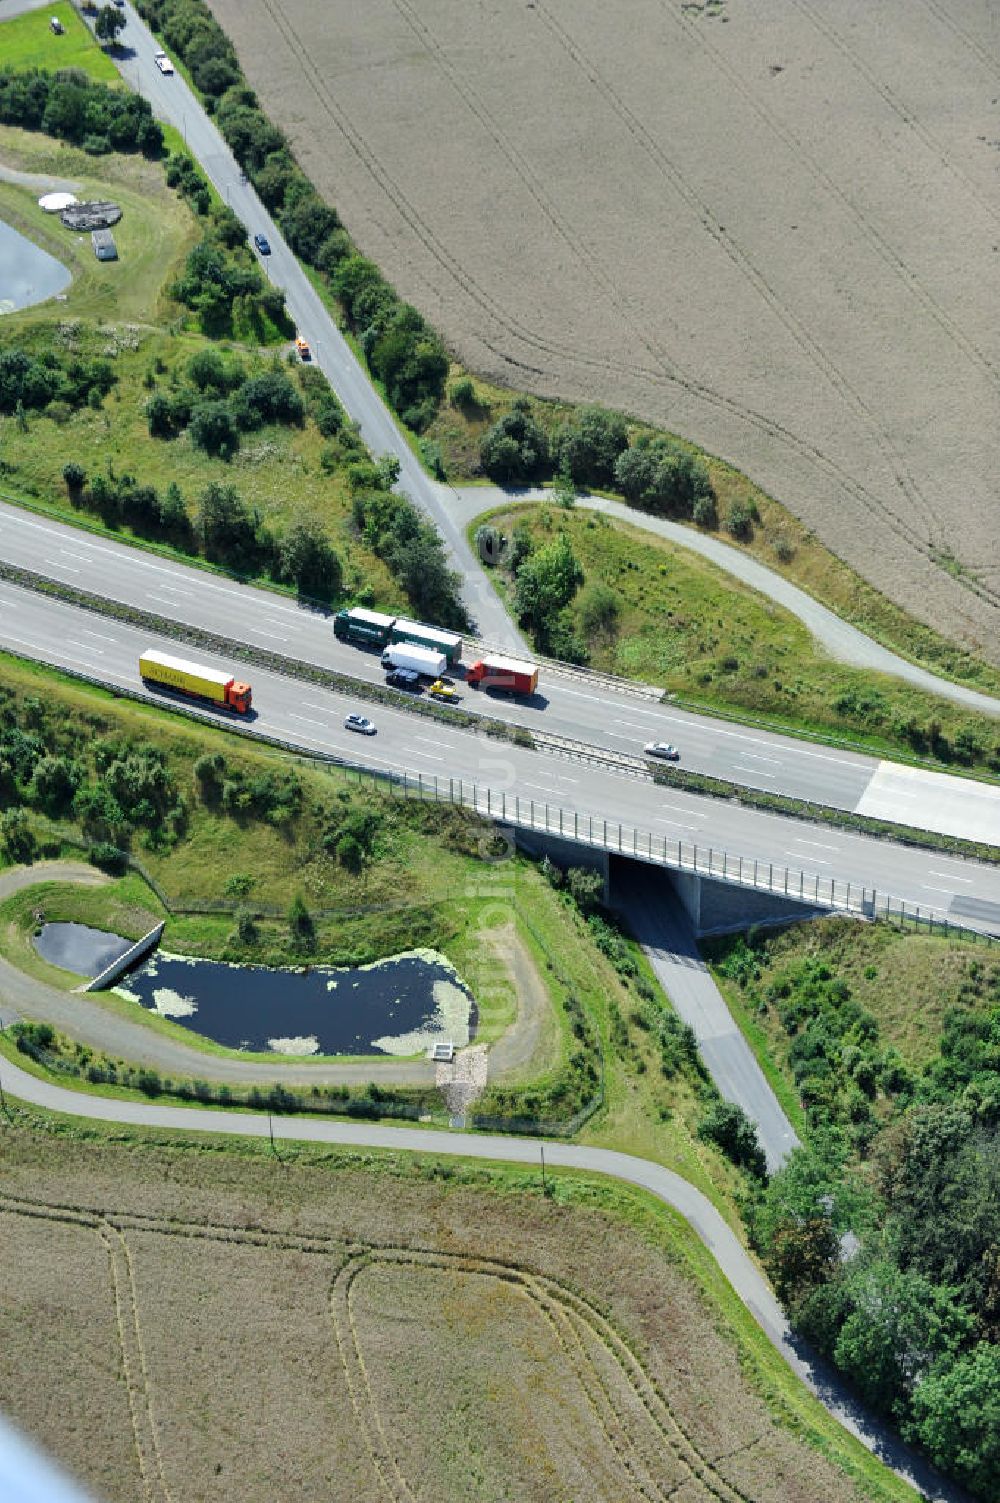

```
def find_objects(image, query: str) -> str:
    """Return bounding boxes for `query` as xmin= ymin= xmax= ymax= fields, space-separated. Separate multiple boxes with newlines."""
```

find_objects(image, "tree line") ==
xmin=0 ymin=67 xmax=163 ymax=157
xmin=715 ymin=935 xmax=1000 ymax=1498
xmin=136 ymin=0 xmax=449 ymax=431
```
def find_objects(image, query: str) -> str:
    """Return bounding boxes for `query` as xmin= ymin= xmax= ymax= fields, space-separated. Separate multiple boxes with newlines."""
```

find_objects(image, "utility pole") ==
xmin=540 ymin=1143 xmax=548 ymax=1196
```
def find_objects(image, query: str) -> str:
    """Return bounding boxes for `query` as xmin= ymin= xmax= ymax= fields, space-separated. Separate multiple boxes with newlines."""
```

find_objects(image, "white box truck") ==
xmin=381 ymin=643 xmax=447 ymax=678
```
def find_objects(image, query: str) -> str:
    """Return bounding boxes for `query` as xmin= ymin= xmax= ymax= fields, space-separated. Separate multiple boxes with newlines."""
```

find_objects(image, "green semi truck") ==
xmin=333 ymin=608 xmax=463 ymax=665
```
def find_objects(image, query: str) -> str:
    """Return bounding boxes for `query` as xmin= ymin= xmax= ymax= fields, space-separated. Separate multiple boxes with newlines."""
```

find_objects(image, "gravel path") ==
xmin=0 ymin=1052 xmax=964 ymax=1503
xmin=452 ymin=484 xmax=1000 ymax=718
xmin=0 ymin=159 xmax=82 ymax=193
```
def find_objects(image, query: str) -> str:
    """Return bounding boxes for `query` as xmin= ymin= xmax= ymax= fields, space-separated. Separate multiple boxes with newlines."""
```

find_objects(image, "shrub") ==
xmin=480 ymin=402 xmax=550 ymax=483
xmin=698 ymin=1098 xmax=767 ymax=1178
xmin=62 ymin=462 xmax=86 ymax=495
xmin=88 ymin=841 xmax=128 ymax=876
xmin=725 ymin=499 xmax=758 ymax=541
xmin=189 ymin=400 xmax=239 ymax=459
xmin=0 ymin=808 xmax=36 ymax=863
xmin=277 ymin=518 xmax=342 ymax=598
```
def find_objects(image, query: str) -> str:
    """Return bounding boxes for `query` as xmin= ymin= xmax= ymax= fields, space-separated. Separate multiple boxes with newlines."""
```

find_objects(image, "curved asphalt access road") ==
xmin=0 ymin=1054 xmax=963 ymax=1503
xmin=3 ymin=502 xmax=1000 ymax=852
xmin=4 ymin=579 xmax=1000 ymax=933
xmin=454 ymin=488 xmax=1000 ymax=719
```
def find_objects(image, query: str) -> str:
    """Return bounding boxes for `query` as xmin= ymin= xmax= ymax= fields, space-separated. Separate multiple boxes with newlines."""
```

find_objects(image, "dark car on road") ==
xmin=386 ymin=668 xmax=421 ymax=690
xmin=253 ymin=233 xmax=271 ymax=255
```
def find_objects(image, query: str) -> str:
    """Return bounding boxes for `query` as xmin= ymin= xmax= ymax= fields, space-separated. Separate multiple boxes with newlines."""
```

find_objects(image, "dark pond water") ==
xmin=33 ymin=922 xmax=132 ymax=978
xmin=0 ymin=217 xmax=71 ymax=314
xmin=115 ymin=949 xmax=476 ymax=1057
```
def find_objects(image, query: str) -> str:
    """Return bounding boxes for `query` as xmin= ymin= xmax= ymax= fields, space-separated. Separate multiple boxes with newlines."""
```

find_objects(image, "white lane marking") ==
xmin=737 ymin=752 xmax=782 ymax=765
xmin=250 ymin=629 xmax=288 ymax=641
xmin=653 ymin=817 xmax=700 ymax=831
xmin=80 ymin=629 xmax=118 ymax=643
xmin=288 ymin=714 xmax=327 ymax=728
xmin=59 ymin=549 xmax=90 ymax=562
xmin=793 ymin=839 xmax=841 ymax=851
xmin=557 ymin=683 xmax=864 ymax=768
xmin=55 ymin=564 xmax=80 ymax=574
xmin=147 ymin=594 xmax=185 ymax=609
xmin=67 ymin=640 xmax=102 ymax=654
xmin=929 ymin=870 xmax=973 ymax=883
xmin=734 ymin=764 xmax=776 ymax=777
xmin=921 ymin=885 xmax=958 ymax=895
xmin=522 ymin=782 xmax=557 ymax=794
xmin=412 ymin=749 xmax=445 ymax=762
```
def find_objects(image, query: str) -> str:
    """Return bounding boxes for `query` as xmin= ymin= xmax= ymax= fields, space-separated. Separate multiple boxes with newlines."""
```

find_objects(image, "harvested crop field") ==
xmin=0 ymin=1128 xmax=875 ymax=1503
xmin=206 ymin=0 xmax=1000 ymax=661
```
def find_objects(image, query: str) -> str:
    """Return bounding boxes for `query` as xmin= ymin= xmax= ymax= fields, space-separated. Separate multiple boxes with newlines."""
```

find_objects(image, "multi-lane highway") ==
xmin=3 ymin=497 xmax=999 ymax=850
xmin=5 ymin=575 xmax=1000 ymax=932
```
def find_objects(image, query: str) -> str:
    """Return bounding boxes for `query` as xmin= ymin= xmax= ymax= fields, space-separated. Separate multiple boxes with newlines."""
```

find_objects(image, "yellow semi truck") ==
xmin=139 ymin=650 xmax=252 ymax=714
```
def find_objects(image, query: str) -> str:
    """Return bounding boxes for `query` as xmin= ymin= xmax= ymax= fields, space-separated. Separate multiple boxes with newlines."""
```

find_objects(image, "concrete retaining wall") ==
xmin=78 ymin=921 xmax=164 ymax=992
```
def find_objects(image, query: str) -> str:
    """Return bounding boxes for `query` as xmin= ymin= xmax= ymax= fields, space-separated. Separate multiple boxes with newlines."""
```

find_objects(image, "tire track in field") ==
xmin=0 ymin=1194 xmax=170 ymax=1503
xmin=98 ymin=1220 xmax=174 ymax=1503
xmin=533 ymin=2 xmax=942 ymax=552
xmin=330 ymin=1254 xmax=416 ymax=1503
xmin=387 ymin=0 xmax=976 ymax=600
xmin=250 ymin=0 xmax=951 ymax=567
xmin=915 ymin=0 xmax=1000 ymax=84
xmin=789 ymin=0 xmax=1000 ymax=239
xmin=663 ymin=0 xmax=1000 ymax=396
xmin=333 ymin=1246 xmax=757 ymax=1503
xmin=392 ymin=0 xmax=991 ymax=604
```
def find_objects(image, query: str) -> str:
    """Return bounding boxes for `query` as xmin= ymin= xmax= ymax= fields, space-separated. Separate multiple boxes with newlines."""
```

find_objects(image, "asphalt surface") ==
xmin=0 ymin=1051 xmax=965 ymax=1503
xmin=4 ymin=578 xmax=1000 ymax=934
xmin=455 ymin=487 xmax=1000 ymax=719
xmin=615 ymin=865 xmax=799 ymax=1173
xmin=91 ymin=0 xmax=524 ymax=653
xmin=5 ymin=499 xmax=1000 ymax=854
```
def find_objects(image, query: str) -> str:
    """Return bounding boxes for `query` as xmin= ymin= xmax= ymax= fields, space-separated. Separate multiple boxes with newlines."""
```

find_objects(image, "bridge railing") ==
xmin=351 ymin=764 xmax=997 ymax=943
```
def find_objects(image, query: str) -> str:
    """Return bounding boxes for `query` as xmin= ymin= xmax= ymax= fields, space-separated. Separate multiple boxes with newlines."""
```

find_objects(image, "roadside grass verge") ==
xmin=477 ymin=503 xmax=1000 ymax=777
xmin=0 ymin=3 xmax=119 ymax=82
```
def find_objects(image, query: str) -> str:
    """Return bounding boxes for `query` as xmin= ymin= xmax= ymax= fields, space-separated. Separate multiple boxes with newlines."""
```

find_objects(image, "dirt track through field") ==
xmin=206 ymin=0 xmax=1000 ymax=661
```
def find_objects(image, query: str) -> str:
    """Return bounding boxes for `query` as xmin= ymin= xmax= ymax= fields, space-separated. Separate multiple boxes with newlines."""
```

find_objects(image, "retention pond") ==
xmin=115 ymin=948 xmax=477 ymax=1057
xmin=0 ymin=217 xmax=71 ymax=313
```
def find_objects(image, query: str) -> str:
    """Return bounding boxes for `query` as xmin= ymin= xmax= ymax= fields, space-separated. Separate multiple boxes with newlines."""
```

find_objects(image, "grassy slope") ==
xmin=432 ymin=372 xmax=1000 ymax=694
xmin=478 ymin=504 xmax=1000 ymax=772
xmin=0 ymin=3 xmax=120 ymax=81
xmin=708 ymin=916 xmax=999 ymax=1083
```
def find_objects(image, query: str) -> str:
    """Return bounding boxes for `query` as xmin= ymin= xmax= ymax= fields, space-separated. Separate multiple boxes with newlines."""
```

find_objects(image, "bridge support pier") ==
xmin=664 ymin=867 xmax=822 ymax=937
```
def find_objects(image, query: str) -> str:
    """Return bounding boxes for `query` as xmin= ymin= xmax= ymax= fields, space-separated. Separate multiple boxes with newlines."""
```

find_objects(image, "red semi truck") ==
xmin=465 ymin=654 xmax=538 ymax=695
